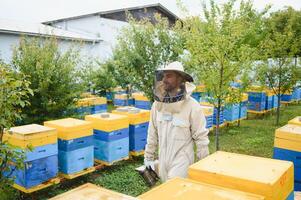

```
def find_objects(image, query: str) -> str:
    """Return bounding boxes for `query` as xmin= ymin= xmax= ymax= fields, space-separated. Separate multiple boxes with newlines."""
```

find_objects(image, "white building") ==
xmin=0 ymin=3 xmax=178 ymax=63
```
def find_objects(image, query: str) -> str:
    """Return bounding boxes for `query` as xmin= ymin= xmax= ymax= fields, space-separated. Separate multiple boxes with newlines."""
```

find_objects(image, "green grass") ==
xmin=13 ymin=103 xmax=301 ymax=199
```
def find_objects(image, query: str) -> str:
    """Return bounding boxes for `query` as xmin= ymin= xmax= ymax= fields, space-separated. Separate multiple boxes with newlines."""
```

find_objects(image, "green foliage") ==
xmin=12 ymin=36 xmax=85 ymax=124
xmin=110 ymin=14 xmax=184 ymax=100
xmin=256 ymin=7 xmax=301 ymax=125
xmin=0 ymin=61 xmax=32 ymax=139
xmin=0 ymin=61 xmax=31 ymax=200
xmin=181 ymin=0 xmax=265 ymax=150
xmin=92 ymin=61 xmax=117 ymax=96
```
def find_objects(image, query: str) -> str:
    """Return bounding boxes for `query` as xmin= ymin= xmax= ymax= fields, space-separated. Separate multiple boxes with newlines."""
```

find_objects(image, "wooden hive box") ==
xmin=50 ymin=183 xmax=137 ymax=200
xmin=138 ymin=177 xmax=265 ymax=200
xmin=188 ymin=151 xmax=294 ymax=200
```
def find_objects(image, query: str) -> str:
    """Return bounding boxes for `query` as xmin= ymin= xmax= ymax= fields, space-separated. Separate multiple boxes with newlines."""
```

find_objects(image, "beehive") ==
xmin=112 ymin=107 xmax=150 ymax=152
xmin=44 ymin=118 xmax=94 ymax=175
xmin=3 ymin=124 xmax=57 ymax=148
xmin=188 ymin=151 xmax=294 ymax=200
xmin=50 ymin=183 xmax=137 ymax=200
xmin=138 ymin=177 xmax=265 ymax=200
xmin=273 ymin=124 xmax=301 ymax=191
xmin=85 ymin=113 xmax=129 ymax=132
xmin=3 ymin=124 xmax=58 ymax=189
xmin=44 ymin=118 xmax=92 ymax=140
xmin=288 ymin=116 xmax=301 ymax=126
xmin=85 ymin=113 xmax=129 ymax=164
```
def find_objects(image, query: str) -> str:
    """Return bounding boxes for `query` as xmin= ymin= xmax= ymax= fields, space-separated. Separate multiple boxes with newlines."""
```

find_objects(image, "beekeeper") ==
xmin=144 ymin=61 xmax=210 ymax=182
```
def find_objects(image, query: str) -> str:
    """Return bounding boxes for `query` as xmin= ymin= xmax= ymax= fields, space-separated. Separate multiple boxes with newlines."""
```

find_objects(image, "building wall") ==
xmin=0 ymin=32 xmax=107 ymax=63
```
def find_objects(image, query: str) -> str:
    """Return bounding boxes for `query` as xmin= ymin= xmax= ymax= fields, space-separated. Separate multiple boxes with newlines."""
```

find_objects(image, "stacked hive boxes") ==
xmin=188 ymin=151 xmax=294 ymax=200
xmin=138 ymin=177 xmax=264 ymax=200
xmin=76 ymin=96 xmax=107 ymax=115
xmin=132 ymin=93 xmax=151 ymax=110
xmin=200 ymin=102 xmax=224 ymax=127
xmin=247 ymin=88 xmax=267 ymax=112
xmin=85 ymin=113 xmax=129 ymax=165
xmin=3 ymin=124 xmax=58 ymax=189
xmin=224 ymin=103 xmax=240 ymax=122
xmin=281 ymin=91 xmax=293 ymax=103
xmin=200 ymin=104 xmax=213 ymax=130
xmin=292 ymin=87 xmax=300 ymax=102
xmin=239 ymin=93 xmax=248 ymax=120
xmin=273 ymin=119 xmax=301 ymax=191
xmin=44 ymin=118 xmax=94 ymax=175
xmin=273 ymin=93 xmax=279 ymax=109
xmin=50 ymin=183 xmax=137 ymax=200
xmin=265 ymin=89 xmax=274 ymax=111
xmin=114 ymin=94 xmax=130 ymax=106
xmin=112 ymin=107 xmax=150 ymax=154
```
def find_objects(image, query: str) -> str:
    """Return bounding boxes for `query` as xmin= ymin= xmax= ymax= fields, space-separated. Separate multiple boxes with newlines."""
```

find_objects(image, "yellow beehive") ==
xmin=132 ymin=93 xmax=149 ymax=101
xmin=80 ymin=92 xmax=94 ymax=98
xmin=188 ymin=151 xmax=294 ymax=200
xmin=247 ymin=85 xmax=266 ymax=93
xmin=50 ymin=183 xmax=137 ymax=200
xmin=85 ymin=113 xmax=129 ymax=132
xmin=76 ymin=98 xmax=90 ymax=107
xmin=2 ymin=124 xmax=57 ymax=148
xmin=112 ymin=107 xmax=150 ymax=125
xmin=288 ymin=116 xmax=301 ymax=126
xmin=44 ymin=118 xmax=92 ymax=140
xmin=138 ymin=177 xmax=265 ymax=200
xmin=274 ymin=124 xmax=301 ymax=152
xmin=115 ymin=93 xmax=128 ymax=100
xmin=200 ymin=105 xmax=214 ymax=116
xmin=265 ymin=89 xmax=274 ymax=97
xmin=195 ymin=84 xmax=206 ymax=92
xmin=92 ymin=97 xmax=107 ymax=105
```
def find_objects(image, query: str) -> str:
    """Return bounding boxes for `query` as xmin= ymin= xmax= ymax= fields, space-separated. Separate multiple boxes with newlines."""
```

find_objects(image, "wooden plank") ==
xmin=59 ymin=167 xmax=95 ymax=179
xmin=94 ymin=156 xmax=129 ymax=166
xmin=13 ymin=177 xmax=60 ymax=193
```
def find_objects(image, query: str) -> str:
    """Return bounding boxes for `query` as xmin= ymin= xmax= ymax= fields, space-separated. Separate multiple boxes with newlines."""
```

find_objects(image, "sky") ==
xmin=0 ymin=0 xmax=301 ymax=23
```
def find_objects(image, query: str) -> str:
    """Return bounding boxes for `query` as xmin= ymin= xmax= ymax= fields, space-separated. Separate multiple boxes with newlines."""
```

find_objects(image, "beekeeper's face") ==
xmin=162 ymin=71 xmax=183 ymax=92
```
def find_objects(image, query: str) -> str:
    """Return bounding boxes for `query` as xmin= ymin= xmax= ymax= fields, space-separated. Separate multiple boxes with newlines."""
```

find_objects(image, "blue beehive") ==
xmin=239 ymin=101 xmax=247 ymax=119
xmin=265 ymin=95 xmax=273 ymax=111
xmin=135 ymin=100 xmax=151 ymax=110
xmin=213 ymin=107 xmax=224 ymax=126
xmin=2 ymin=124 xmax=58 ymax=189
xmin=85 ymin=113 xmax=130 ymax=164
xmin=273 ymin=124 xmax=301 ymax=191
xmin=224 ymin=103 xmax=240 ymax=122
xmin=192 ymin=92 xmax=201 ymax=102
xmin=247 ymin=91 xmax=266 ymax=112
xmin=281 ymin=92 xmax=293 ymax=103
xmin=44 ymin=118 xmax=94 ymax=175
xmin=273 ymin=95 xmax=279 ymax=109
xmin=112 ymin=107 xmax=150 ymax=152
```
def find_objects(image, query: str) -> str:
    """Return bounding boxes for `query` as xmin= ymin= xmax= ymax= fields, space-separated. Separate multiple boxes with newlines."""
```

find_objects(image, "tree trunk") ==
xmin=276 ymin=93 xmax=281 ymax=125
xmin=215 ymin=99 xmax=221 ymax=151
xmin=0 ymin=126 xmax=3 ymax=143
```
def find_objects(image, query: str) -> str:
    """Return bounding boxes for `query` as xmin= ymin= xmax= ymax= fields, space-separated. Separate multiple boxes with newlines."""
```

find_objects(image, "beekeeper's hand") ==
xmin=144 ymin=158 xmax=155 ymax=171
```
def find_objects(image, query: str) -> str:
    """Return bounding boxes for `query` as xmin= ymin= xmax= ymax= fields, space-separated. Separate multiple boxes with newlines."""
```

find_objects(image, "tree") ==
xmin=181 ymin=0 xmax=266 ymax=150
xmin=257 ymin=7 xmax=301 ymax=125
xmin=110 ymin=14 xmax=184 ymax=101
xmin=12 ymin=36 xmax=85 ymax=124
xmin=0 ymin=61 xmax=32 ymax=199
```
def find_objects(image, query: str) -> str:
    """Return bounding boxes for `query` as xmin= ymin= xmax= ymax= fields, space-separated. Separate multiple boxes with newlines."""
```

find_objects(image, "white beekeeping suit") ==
xmin=144 ymin=61 xmax=210 ymax=182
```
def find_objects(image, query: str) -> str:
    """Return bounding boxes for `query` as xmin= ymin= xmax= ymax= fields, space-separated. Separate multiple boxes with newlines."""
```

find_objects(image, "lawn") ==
xmin=13 ymin=103 xmax=301 ymax=200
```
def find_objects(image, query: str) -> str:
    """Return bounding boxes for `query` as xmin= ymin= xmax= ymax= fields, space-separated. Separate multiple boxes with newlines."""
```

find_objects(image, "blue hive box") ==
xmin=13 ymin=155 xmax=58 ymax=189
xmin=129 ymin=122 xmax=149 ymax=151
xmin=93 ymin=128 xmax=129 ymax=141
xmin=58 ymin=146 xmax=94 ymax=174
xmin=224 ymin=104 xmax=240 ymax=122
xmin=239 ymin=101 xmax=247 ymax=119
xmin=135 ymin=100 xmax=151 ymax=110
xmin=58 ymin=135 xmax=93 ymax=152
xmin=94 ymin=137 xmax=129 ymax=163
xmin=92 ymin=104 xmax=107 ymax=114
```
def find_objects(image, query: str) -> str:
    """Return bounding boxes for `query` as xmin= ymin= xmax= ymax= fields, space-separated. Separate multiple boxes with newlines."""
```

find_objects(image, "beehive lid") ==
xmin=7 ymin=124 xmax=56 ymax=136
xmin=44 ymin=118 xmax=92 ymax=130
xmin=138 ymin=177 xmax=265 ymax=200
xmin=112 ymin=107 xmax=150 ymax=124
xmin=49 ymin=183 xmax=137 ymax=200
xmin=188 ymin=151 xmax=293 ymax=200
xmin=288 ymin=116 xmax=301 ymax=126
xmin=275 ymin=124 xmax=301 ymax=142
xmin=189 ymin=151 xmax=292 ymax=184
xmin=85 ymin=113 xmax=128 ymax=121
